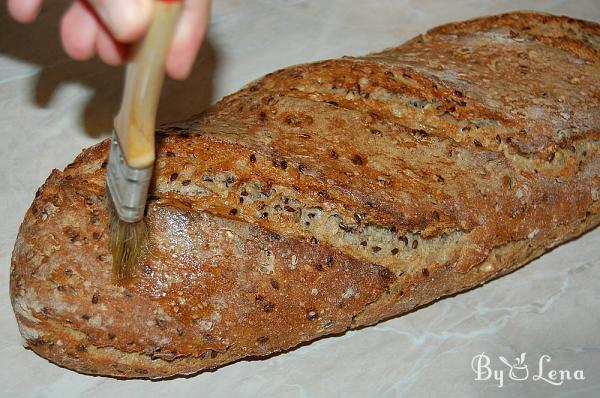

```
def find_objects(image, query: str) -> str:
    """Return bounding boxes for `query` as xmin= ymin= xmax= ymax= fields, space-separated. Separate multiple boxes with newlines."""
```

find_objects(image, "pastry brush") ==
xmin=107 ymin=0 xmax=182 ymax=280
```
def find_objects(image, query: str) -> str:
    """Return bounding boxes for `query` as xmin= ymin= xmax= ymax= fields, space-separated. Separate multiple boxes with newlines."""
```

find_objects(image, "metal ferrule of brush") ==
xmin=106 ymin=131 xmax=152 ymax=223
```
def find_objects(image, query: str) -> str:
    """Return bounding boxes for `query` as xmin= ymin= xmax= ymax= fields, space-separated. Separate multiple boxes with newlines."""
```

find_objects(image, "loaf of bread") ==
xmin=10 ymin=11 xmax=600 ymax=378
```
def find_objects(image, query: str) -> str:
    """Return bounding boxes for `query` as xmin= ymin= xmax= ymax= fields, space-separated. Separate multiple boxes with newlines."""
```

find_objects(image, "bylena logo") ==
xmin=471 ymin=352 xmax=585 ymax=388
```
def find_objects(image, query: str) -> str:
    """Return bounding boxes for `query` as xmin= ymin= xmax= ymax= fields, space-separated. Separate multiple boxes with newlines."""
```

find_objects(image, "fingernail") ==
xmin=93 ymin=0 xmax=151 ymax=42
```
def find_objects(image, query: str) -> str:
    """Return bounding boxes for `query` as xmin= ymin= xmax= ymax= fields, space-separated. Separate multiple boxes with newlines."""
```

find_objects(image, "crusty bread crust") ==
xmin=10 ymin=11 xmax=600 ymax=378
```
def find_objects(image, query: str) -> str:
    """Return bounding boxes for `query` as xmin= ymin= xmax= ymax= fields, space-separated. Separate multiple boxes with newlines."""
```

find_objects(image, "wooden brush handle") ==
xmin=114 ymin=0 xmax=183 ymax=169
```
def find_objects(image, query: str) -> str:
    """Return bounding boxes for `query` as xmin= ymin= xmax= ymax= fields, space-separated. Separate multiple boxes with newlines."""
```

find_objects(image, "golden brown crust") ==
xmin=10 ymin=11 xmax=600 ymax=378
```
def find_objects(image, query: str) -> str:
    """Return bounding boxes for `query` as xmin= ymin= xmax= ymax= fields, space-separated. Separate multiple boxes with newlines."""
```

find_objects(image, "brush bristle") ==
xmin=107 ymin=192 xmax=148 ymax=280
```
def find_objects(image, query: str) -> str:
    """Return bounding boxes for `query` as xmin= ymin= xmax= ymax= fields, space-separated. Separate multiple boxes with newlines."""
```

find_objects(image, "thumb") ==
xmin=87 ymin=0 xmax=153 ymax=42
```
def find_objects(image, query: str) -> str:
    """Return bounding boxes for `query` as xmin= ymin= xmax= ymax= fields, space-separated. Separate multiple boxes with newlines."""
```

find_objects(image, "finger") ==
xmin=96 ymin=25 xmax=128 ymax=65
xmin=165 ymin=0 xmax=211 ymax=80
xmin=60 ymin=1 xmax=99 ymax=61
xmin=86 ymin=0 xmax=152 ymax=42
xmin=7 ymin=0 xmax=44 ymax=23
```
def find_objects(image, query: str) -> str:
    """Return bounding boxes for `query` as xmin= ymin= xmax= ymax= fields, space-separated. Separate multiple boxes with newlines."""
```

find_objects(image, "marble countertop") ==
xmin=1 ymin=1 xmax=598 ymax=397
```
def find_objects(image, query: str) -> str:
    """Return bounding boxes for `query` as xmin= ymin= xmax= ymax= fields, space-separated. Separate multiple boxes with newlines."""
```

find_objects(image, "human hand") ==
xmin=7 ymin=0 xmax=211 ymax=80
